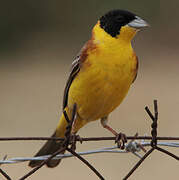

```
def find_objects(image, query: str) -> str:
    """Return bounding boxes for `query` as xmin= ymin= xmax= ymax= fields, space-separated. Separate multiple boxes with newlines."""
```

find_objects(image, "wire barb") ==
xmin=123 ymin=100 xmax=179 ymax=180
xmin=64 ymin=103 xmax=104 ymax=179
xmin=18 ymin=104 xmax=78 ymax=180
xmin=0 ymin=141 xmax=178 ymax=165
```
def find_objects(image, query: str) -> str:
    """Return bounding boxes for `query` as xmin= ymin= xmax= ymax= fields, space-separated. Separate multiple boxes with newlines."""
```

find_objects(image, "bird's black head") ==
xmin=100 ymin=10 xmax=141 ymax=38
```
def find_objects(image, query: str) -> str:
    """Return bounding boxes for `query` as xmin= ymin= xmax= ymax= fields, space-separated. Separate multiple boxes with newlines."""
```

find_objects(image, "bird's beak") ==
xmin=127 ymin=16 xmax=149 ymax=29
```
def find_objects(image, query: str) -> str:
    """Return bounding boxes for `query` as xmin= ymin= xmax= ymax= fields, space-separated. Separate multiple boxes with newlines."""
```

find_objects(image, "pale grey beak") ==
xmin=128 ymin=16 xmax=149 ymax=29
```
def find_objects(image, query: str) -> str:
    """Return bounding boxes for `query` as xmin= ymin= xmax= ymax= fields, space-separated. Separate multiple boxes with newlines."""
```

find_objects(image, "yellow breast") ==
xmin=68 ymin=23 xmax=138 ymax=121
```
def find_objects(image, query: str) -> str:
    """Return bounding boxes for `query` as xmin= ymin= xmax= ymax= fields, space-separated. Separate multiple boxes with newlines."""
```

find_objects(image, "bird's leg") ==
xmin=71 ymin=114 xmax=77 ymax=136
xmin=101 ymin=116 xmax=127 ymax=149
xmin=69 ymin=111 xmax=78 ymax=151
xmin=70 ymin=113 xmax=83 ymax=150
xmin=101 ymin=116 xmax=118 ymax=135
xmin=70 ymin=134 xmax=82 ymax=151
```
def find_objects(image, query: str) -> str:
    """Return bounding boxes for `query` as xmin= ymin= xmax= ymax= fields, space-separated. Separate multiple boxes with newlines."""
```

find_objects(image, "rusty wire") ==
xmin=0 ymin=100 xmax=178 ymax=180
xmin=0 ymin=136 xmax=178 ymax=142
xmin=1 ymin=142 xmax=179 ymax=165
xmin=18 ymin=103 xmax=78 ymax=180
xmin=19 ymin=103 xmax=105 ymax=180
xmin=123 ymin=100 xmax=178 ymax=180
xmin=0 ymin=168 xmax=12 ymax=180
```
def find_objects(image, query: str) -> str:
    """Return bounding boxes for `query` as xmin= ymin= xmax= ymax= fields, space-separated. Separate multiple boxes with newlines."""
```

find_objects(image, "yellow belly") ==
xmin=56 ymin=22 xmax=139 ymax=136
xmin=68 ymin=54 xmax=136 ymax=121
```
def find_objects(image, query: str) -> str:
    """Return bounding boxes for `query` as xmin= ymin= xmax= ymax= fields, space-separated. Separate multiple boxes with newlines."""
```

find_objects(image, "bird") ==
xmin=29 ymin=9 xmax=148 ymax=168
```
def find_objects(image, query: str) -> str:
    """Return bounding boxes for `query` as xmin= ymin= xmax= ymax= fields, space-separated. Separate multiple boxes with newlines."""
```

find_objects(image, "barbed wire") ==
xmin=0 ymin=135 xmax=179 ymax=141
xmin=0 ymin=100 xmax=178 ymax=180
xmin=0 ymin=142 xmax=179 ymax=165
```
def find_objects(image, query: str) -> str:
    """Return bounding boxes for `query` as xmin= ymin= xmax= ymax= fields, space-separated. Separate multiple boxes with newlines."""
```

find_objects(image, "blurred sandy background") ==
xmin=0 ymin=1 xmax=179 ymax=179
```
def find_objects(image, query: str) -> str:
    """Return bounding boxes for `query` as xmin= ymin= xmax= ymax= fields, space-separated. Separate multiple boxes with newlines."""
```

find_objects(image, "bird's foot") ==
xmin=115 ymin=132 xmax=127 ymax=149
xmin=70 ymin=134 xmax=83 ymax=151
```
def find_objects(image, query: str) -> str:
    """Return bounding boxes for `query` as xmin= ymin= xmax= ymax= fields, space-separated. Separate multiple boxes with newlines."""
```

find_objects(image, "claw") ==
xmin=115 ymin=133 xmax=127 ymax=149
xmin=70 ymin=134 xmax=83 ymax=151
xmin=70 ymin=134 xmax=77 ymax=151
xmin=76 ymin=135 xmax=83 ymax=144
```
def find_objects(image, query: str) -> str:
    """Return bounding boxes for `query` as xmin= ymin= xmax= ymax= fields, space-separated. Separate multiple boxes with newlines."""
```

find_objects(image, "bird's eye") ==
xmin=116 ymin=16 xmax=123 ymax=22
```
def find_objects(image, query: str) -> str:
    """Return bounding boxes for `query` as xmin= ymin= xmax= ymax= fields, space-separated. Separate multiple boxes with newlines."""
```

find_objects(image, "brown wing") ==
xmin=63 ymin=56 xmax=80 ymax=110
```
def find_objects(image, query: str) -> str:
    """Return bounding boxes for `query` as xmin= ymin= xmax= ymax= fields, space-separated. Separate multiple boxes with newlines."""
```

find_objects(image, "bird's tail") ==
xmin=28 ymin=132 xmax=65 ymax=168
xmin=29 ymin=108 xmax=70 ymax=168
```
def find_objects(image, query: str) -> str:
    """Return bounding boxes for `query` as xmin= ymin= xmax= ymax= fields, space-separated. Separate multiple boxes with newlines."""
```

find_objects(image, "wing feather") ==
xmin=62 ymin=37 xmax=96 ymax=110
xmin=63 ymin=56 xmax=80 ymax=110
